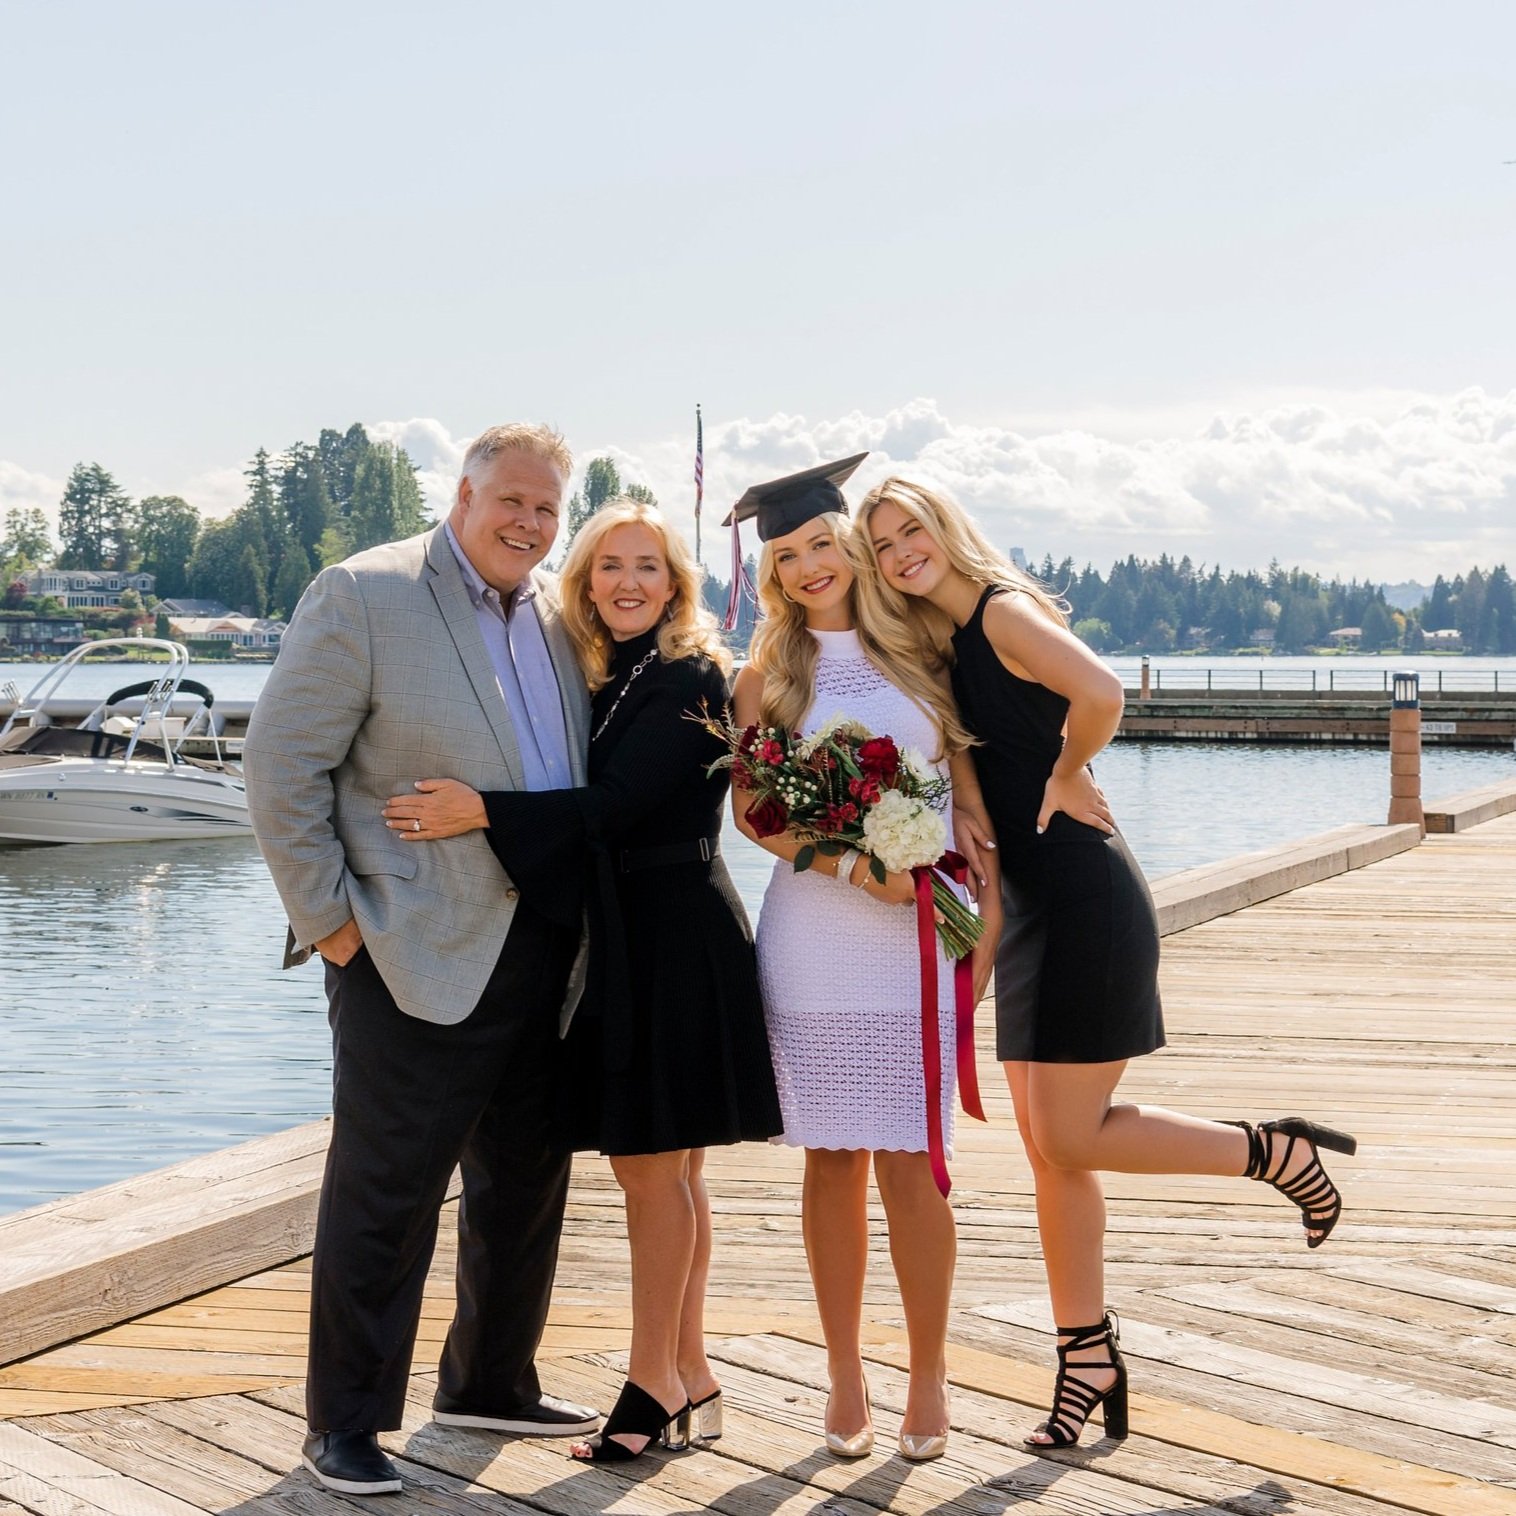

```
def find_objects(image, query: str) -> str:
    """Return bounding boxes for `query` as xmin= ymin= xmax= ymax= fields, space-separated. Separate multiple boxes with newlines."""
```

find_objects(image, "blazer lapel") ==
xmin=424 ymin=526 xmax=526 ymax=788
xmin=534 ymin=568 xmax=592 ymax=784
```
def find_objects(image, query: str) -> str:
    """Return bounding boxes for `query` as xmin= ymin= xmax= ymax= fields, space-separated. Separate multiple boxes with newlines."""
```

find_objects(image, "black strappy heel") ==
xmin=570 ymin=1380 xmax=691 ymax=1462
xmin=1024 ymin=1310 xmax=1128 ymax=1448
xmin=1229 ymin=1116 xmax=1357 ymax=1248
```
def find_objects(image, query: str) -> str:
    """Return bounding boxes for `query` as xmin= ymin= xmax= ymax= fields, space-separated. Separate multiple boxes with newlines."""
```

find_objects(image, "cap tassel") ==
xmin=721 ymin=517 xmax=756 ymax=633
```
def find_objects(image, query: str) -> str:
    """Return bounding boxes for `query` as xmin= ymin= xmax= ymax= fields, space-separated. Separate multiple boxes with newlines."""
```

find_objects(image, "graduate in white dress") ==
xmin=729 ymin=456 xmax=1000 ymax=1463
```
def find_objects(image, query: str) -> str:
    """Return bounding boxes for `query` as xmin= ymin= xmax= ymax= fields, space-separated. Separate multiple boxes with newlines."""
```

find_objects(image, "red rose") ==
xmin=746 ymin=795 xmax=789 ymax=838
xmin=760 ymin=739 xmax=785 ymax=765
xmin=730 ymin=759 xmax=754 ymax=791
xmin=737 ymin=724 xmax=761 ymax=754
xmin=847 ymin=775 xmax=882 ymax=806
xmin=822 ymin=801 xmax=859 ymax=832
xmin=857 ymin=736 xmax=900 ymax=778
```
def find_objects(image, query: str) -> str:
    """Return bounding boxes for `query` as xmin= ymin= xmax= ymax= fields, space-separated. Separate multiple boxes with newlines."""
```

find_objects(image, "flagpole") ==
xmin=694 ymin=403 xmax=704 ymax=565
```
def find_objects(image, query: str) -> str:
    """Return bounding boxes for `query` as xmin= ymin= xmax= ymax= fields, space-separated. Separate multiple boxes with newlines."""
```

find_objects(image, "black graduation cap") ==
xmin=724 ymin=452 xmax=869 ymax=542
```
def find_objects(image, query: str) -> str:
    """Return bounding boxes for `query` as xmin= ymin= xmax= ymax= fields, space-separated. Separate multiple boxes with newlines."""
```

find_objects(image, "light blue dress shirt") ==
xmin=444 ymin=523 xmax=573 ymax=792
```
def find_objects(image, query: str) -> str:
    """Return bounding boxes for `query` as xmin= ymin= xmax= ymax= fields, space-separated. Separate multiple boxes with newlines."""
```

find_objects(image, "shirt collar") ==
xmin=444 ymin=522 xmax=536 ymax=617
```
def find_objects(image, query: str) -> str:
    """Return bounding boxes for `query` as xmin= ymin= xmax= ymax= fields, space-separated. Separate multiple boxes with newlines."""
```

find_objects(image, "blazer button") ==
xmin=505 ymin=887 xmax=520 ymax=901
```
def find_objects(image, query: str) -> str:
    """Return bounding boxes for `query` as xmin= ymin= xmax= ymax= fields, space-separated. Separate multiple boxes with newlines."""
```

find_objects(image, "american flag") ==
xmin=693 ymin=404 xmax=704 ymax=563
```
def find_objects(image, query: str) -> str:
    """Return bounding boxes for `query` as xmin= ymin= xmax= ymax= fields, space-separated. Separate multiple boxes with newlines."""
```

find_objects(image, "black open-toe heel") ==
xmin=1229 ymin=1116 xmax=1357 ymax=1248
xmin=1024 ymin=1310 xmax=1129 ymax=1449
xmin=571 ymin=1381 xmax=691 ymax=1462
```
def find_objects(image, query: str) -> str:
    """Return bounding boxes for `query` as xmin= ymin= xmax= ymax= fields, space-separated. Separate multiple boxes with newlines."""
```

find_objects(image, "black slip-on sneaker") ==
xmin=301 ymin=1430 xmax=402 ymax=1494
xmin=432 ymin=1392 xmax=600 ymax=1436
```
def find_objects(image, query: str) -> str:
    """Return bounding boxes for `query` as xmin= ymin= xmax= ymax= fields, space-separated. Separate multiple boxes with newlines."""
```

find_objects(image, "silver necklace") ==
xmin=593 ymin=648 xmax=658 ymax=741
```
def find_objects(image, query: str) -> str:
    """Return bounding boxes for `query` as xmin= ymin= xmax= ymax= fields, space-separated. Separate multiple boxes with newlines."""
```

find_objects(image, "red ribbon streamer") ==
xmin=911 ymin=850 xmax=986 ymax=1198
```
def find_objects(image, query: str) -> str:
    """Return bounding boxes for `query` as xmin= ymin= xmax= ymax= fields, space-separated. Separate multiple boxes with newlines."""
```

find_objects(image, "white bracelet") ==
xmin=834 ymin=848 xmax=860 ymax=887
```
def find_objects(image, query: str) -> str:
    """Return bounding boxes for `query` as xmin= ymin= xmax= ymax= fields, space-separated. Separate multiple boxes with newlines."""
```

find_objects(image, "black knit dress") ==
xmin=481 ymin=629 xmax=782 ymax=1154
xmin=951 ymin=586 xmax=1165 ymax=1064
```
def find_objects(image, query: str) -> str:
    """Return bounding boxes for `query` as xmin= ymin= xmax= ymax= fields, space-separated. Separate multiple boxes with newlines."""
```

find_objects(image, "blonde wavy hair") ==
xmin=856 ymin=476 xmax=1070 ymax=660
xmin=747 ymin=511 xmax=973 ymax=758
xmin=559 ymin=498 xmax=731 ymax=692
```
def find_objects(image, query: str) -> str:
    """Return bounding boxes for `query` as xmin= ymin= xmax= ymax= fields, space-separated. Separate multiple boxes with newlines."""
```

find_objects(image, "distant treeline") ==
xmin=2 ymin=423 xmax=428 ymax=619
xmin=1028 ymin=552 xmax=1516 ymax=655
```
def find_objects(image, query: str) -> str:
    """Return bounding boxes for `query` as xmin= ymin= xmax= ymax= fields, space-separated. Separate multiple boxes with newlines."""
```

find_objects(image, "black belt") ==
xmin=617 ymin=835 xmax=721 ymax=873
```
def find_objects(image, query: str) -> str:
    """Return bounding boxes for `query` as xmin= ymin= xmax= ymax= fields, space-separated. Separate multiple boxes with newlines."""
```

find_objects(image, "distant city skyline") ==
xmin=2 ymin=2 xmax=1512 ymax=581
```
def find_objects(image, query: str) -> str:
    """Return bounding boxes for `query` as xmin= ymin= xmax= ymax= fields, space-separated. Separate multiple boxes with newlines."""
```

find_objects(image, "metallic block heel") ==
xmin=659 ymin=1403 xmax=693 ymax=1452
xmin=690 ymin=1388 xmax=723 ymax=1442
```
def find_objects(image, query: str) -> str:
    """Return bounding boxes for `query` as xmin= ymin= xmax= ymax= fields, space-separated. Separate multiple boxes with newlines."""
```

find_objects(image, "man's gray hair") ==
xmin=460 ymin=423 xmax=573 ymax=487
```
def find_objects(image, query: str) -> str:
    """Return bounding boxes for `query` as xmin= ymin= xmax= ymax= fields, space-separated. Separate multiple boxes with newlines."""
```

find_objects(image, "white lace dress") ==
xmin=756 ymin=627 xmax=959 ymax=1152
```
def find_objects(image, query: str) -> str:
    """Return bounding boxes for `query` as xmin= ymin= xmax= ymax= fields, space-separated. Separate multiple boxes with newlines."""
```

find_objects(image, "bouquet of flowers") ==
xmin=699 ymin=710 xmax=984 ymax=959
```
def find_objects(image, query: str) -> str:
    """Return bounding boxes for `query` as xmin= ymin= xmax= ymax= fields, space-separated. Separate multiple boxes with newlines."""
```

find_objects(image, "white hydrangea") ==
xmin=861 ymin=788 xmax=948 ymax=873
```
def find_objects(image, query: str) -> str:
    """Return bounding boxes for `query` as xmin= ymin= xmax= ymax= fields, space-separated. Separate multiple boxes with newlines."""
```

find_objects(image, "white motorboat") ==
xmin=0 ymin=639 xmax=251 ymax=844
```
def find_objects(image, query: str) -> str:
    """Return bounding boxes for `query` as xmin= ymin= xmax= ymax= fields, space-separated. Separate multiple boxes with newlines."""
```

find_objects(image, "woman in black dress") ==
xmin=857 ymin=477 xmax=1358 ymax=1450
xmin=382 ymin=498 xmax=781 ymax=1461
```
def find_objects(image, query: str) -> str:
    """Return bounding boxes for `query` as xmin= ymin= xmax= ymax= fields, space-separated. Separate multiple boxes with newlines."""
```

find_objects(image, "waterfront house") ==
xmin=166 ymin=614 xmax=286 ymax=650
xmin=1329 ymin=627 xmax=1362 ymax=647
xmin=1424 ymin=627 xmax=1464 ymax=649
xmin=20 ymin=567 xmax=155 ymax=608
xmin=0 ymin=618 xmax=86 ymax=655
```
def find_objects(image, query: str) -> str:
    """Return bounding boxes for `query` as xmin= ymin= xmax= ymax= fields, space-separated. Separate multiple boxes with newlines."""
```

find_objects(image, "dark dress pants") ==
xmin=307 ymin=903 xmax=577 ymax=1433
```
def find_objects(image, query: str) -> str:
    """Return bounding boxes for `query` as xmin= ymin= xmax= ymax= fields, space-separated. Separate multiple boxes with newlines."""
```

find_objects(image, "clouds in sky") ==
xmin=374 ymin=389 xmax=1516 ymax=582
xmin=5 ymin=390 xmax=1512 ymax=583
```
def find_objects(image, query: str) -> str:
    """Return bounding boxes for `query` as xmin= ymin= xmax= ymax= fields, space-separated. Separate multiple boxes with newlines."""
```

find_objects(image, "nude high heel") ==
xmin=823 ymin=1385 xmax=874 ymax=1458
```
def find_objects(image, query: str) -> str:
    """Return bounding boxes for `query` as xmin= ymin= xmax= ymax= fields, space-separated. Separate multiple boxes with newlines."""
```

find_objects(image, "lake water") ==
xmin=2 ymin=656 xmax=1512 ymax=1214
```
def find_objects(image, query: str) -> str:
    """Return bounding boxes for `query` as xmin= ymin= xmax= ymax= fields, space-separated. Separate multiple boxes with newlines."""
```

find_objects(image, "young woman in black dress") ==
xmin=382 ymin=498 xmax=781 ymax=1461
xmin=857 ymin=477 xmax=1358 ymax=1450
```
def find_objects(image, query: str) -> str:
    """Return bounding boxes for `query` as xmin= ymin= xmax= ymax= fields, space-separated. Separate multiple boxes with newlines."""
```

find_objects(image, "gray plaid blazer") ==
xmin=242 ymin=524 xmax=591 ymax=1028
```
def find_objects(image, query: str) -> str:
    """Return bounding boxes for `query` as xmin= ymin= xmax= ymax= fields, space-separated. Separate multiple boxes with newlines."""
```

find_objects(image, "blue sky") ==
xmin=3 ymin=1 xmax=1513 ymax=579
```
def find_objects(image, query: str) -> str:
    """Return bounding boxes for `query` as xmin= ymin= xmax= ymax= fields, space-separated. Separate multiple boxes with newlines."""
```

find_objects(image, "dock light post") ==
xmin=1140 ymin=656 xmax=1151 ymax=701
xmin=1388 ymin=670 xmax=1425 ymax=836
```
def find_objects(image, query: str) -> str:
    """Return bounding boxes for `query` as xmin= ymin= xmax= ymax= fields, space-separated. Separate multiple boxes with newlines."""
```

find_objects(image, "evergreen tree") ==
xmin=279 ymin=443 xmax=332 ymax=557
xmin=272 ymin=539 xmax=314 ymax=618
xmin=317 ymin=424 xmax=370 ymax=518
xmin=1484 ymin=565 xmax=1514 ymax=653
xmin=135 ymin=495 xmax=201 ymax=599
xmin=1423 ymin=576 xmax=1455 ymax=631
xmin=243 ymin=448 xmax=283 ymax=585
xmin=566 ymin=457 xmax=623 ymax=541
xmin=57 ymin=462 xmax=130 ymax=568
xmin=348 ymin=441 xmax=428 ymax=551
xmin=230 ymin=543 xmax=268 ymax=616
xmin=1359 ymin=597 xmax=1397 ymax=650
xmin=624 ymin=481 xmax=657 ymax=505
xmin=1454 ymin=568 xmax=1487 ymax=649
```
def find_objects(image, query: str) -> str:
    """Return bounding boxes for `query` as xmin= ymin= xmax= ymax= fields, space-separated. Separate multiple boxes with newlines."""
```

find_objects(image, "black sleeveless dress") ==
xmin=480 ymin=629 xmax=782 ymax=1154
xmin=951 ymin=585 xmax=1165 ymax=1064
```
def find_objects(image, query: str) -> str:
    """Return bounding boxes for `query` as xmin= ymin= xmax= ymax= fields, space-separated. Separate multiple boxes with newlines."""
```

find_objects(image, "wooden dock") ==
xmin=2 ymin=801 xmax=1514 ymax=1513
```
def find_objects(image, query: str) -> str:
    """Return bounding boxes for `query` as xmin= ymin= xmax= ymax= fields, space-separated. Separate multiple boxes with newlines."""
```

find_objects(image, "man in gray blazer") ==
xmin=243 ymin=423 xmax=598 ymax=1497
